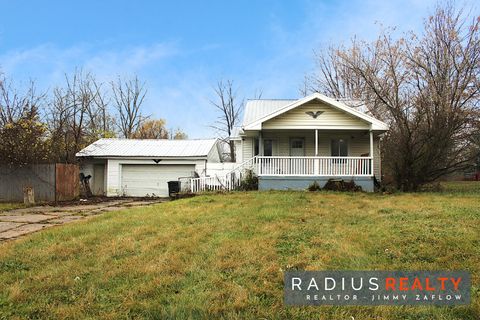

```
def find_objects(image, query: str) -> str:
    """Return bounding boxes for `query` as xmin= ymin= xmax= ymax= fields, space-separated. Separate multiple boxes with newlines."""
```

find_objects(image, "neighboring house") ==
xmin=76 ymin=139 xmax=222 ymax=197
xmin=222 ymin=93 xmax=388 ymax=192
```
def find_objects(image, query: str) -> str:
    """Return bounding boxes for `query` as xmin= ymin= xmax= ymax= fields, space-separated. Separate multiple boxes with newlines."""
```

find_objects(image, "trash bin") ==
xmin=167 ymin=181 xmax=181 ymax=198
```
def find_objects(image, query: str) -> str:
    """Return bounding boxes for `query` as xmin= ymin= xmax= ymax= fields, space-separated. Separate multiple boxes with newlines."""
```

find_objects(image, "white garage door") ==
xmin=121 ymin=164 xmax=195 ymax=197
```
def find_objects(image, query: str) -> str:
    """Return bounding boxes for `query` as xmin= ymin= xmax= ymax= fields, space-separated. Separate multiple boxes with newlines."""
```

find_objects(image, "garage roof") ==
xmin=76 ymin=138 xmax=218 ymax=158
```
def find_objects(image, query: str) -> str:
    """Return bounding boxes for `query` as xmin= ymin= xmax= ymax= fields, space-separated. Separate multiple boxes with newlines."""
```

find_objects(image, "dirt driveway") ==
xmin=0 ymin=198 xmax=166 ymax=241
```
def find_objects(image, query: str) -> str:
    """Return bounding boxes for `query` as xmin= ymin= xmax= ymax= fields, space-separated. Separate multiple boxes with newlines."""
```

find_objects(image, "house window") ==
xmin=254 ymin=138 xmax=273 ymax=156
xmin=331 ymin=139 xmax=348 ymax=156
xmin=264 ymin=140 xmax=273 ymax=156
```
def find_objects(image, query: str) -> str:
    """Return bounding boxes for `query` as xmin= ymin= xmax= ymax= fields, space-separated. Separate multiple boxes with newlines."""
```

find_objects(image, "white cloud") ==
xmin=0 ymin=42 xmax=177 ymax=87
xmin=1 ymin=0 xmax=478 ymax=138
xmin=0 ymin=41 xmax=221 ymax=138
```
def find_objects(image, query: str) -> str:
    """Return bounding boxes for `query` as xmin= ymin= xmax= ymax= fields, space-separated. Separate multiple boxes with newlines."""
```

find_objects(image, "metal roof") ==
xmin=238 ymin=94 xmax=388 ymax=132
xmin=76 ymin=138 xmax=218 ymax=158
xmin=242 ymin=99 xmax=295 ymax=126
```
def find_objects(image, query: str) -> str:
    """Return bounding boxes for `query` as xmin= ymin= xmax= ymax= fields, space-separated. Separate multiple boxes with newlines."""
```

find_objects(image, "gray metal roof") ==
xmin=76 ymin=138 xmax=218 ymax=158
xmin=242 ymin=99 xmax=295 ymax=126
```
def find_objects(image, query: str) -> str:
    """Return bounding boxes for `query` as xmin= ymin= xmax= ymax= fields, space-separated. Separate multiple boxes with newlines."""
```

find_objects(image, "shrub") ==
xmin=307 ymin=181 xmax=321 ymax=191
xmin=237 ymin=170 xmax=258 ymax=191
xmin=323 ymin=179 xmax=362 ymax=192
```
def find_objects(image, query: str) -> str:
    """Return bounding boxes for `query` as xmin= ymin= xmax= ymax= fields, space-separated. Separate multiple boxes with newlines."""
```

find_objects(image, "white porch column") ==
xmin=369 ymin=130 xmax=374 ymax=176
xmin=314 ymin=129 xmax=319 ymax=175
xmin=258 ymin=131 xmax=264 ymax=175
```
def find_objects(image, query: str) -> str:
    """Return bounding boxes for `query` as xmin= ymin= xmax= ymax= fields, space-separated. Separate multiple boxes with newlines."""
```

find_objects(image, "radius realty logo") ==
xmin=284 ymin=271 xmax=470 ymax=306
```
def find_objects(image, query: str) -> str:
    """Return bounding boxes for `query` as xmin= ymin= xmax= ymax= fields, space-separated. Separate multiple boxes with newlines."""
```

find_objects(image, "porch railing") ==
xmin=256 ymin=156 xmax=372 ymax=176
xmin=190 ymin=175 xmax=226 ymax=193
xmin=190 ymin=156 xmax=373 ymax=193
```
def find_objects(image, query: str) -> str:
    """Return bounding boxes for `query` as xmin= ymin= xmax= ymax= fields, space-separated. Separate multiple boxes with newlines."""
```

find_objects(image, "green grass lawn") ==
xmin=0 ymin=183 xmax=479 ymax=319
xmin=0 ymin=202 xmax=24 ymax=211
xmin=440 ymin=181 xmax=480 ymax=194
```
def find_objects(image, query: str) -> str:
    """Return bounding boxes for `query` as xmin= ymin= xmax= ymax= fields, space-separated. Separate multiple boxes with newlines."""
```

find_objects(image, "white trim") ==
xmin=244 ymin=93 xmax=389 ymax=131
xmin=83 ymin=156 xmax=208 ymax=160
xmin=255 ymin=156 xmax=373 ymax=177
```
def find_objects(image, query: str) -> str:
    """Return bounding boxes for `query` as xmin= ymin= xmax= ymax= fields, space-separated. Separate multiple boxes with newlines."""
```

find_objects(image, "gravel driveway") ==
xmin=0 ymin=199 xmax=166 ymax=241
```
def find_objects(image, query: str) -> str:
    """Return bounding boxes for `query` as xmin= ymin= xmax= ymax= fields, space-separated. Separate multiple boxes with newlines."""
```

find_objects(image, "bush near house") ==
xmin=237 ymin=169 xmax=258 ymax=191
xmin=307 ymin=179 xmax=362 ymax=192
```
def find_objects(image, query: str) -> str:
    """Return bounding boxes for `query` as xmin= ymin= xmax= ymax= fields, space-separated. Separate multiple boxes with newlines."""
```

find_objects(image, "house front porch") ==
xmin=201 ymin=93 xmax=390 ymax=193
xmin=241 ymin=128 xmax=379 ymax=192
xmin=237 ymin=128 xmax=380 ymax=174
xmin=192 ymin=154 xmax=375 ymax=192
xmin=233 ymin=154 xmax=375 ymax=192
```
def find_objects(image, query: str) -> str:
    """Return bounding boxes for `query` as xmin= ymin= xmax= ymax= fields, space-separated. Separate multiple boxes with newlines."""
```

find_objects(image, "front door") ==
xmin=290 ymin=138 xmax=305 ymax=156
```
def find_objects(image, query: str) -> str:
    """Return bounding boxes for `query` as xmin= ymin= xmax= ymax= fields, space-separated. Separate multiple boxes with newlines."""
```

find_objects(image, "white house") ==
xmin=216 ymin=92 xmax=389 ymax=192
xmin=76 ymin=138 xmax=222 ymax=197
xmin=77 ymin=93 xmax=389 ymax=196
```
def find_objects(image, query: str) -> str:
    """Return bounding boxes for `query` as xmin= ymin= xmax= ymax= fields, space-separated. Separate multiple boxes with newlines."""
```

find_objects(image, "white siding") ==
xmin=242 ymin=138 xmax=254 ymax=161
xmin=262 ymin=102 xmax=370 ymax=130
xmin=105 ymin=158 xmax=207 ymax=196
xmin=205 ymin=162 xmax=237 ymax=177
xmin=234 ymin=140 xmax=243 ymax=163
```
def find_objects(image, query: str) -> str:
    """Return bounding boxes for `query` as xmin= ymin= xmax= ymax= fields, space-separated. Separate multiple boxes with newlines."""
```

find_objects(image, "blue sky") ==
xmin=0 ymin=0 xmax=478 ymax=138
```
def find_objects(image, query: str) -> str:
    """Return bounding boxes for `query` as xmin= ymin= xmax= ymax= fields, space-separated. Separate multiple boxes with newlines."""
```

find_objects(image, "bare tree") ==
xmin=111 ymin=76 xmax=147 ymax=138
xmin=210 ymin=80 xmax=243 ymax=162
xmin=310 ymin=3 xmax=480 ymax=191
xmin=48 ymin=69 xmax=108 ymax=162
xmin=0 ymin=76 xmax=45 ymax=127
xmin=90 ymin=79 xmax=114 ymax=138
xmin=309 ymin=43 xmax=366 ymax=102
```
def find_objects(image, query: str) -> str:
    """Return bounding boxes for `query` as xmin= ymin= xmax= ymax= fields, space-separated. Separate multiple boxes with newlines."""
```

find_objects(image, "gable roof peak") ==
xmin=243 ymin=93 xmax=389 ymax=131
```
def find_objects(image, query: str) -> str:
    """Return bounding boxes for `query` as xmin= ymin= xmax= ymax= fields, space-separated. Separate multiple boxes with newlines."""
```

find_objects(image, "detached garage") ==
xmin=76 ymin=138 xmax=221 ymax=197
xmin=121 ymin=164 xmax=194 ymax=197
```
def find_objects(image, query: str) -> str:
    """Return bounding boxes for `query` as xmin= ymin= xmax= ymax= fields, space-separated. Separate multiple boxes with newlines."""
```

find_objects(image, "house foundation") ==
xmin=258 ymin=176 xmax=374 ymax=192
